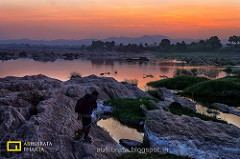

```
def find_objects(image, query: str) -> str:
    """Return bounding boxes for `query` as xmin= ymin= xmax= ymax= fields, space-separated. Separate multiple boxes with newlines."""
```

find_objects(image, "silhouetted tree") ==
xmin=175 ymin=41 xmax=187 ymax=51
xmin=80 ymin=45 xmax=87 ymax=50
xmin=19 ymin=51 xmax=27 ymax=58
xmin=159 ymin=39 xmax=171 ymax=50
xmin=228 ymin=35 xmax=240 ymax=47
xmin=206 ymin=36 xmax=222 ymax=50
xmin=105 ymin=41 xmax=115 ymax=51
xmin=91 ymin=40 xmax=105 ymax=50
xmin=139 ymin=43 xmax=144 ymax=50
xmin=86 ymin=36 xmax=230 ymax=53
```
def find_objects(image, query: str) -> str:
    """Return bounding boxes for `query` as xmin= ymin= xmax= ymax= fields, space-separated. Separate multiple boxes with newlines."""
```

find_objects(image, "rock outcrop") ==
xmin=64 ymin=75 xmax=147 ymax=99
xmin=144 ymin=108 xmax=240 ymax=159
xmin=157 ymin=88 xmax=196 ymax=111
xmin=0 ymin=74 xmax=147 ymax=159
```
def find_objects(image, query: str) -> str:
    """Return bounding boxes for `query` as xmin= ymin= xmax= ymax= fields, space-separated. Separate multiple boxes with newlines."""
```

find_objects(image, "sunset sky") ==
xmin=0 ymin=0 xmax=239 ymax=40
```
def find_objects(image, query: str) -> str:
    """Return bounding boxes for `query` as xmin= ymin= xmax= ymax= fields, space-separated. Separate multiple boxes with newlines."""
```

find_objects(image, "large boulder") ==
xmin=144 ymin=109 xmax=240 ymax=159
xmin=0 ymin=75 xmax=147 ymax=159
xmin=64 ymin=75 xmax=148 ymax=100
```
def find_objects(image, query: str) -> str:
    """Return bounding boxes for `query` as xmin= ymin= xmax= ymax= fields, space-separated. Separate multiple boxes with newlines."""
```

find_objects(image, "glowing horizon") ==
xmin=0 ymin=0 xmax=239 ymax=40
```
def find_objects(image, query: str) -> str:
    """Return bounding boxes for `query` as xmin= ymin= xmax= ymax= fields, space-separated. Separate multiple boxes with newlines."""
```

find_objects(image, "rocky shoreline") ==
xmin=0 ymin=50 xmax=153 ymax=63
xmin=0 ymin=75 xmax=239 ymax=159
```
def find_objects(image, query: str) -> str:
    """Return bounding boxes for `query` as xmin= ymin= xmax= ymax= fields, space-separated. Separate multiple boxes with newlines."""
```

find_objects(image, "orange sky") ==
xmin=0 ymin=0 xmax=239 ymax=39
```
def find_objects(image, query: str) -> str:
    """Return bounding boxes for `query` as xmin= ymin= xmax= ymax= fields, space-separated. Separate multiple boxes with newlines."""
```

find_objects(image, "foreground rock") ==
xmin=64 ymin=74 xmax=147 ymax=99
xmin=144 ymin=109 xmax=240 ymax=159
xmin=119 ymin=139 xmax=143 ymax=150
xmin=92 ymin=101 xmax=113 ymax=121
xmin=0 ymin=74 xmax=147 ymax=159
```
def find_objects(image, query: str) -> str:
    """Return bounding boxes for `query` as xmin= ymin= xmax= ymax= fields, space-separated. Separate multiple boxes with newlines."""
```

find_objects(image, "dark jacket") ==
xmin=76 ymin=94 xmax=97 ymax=115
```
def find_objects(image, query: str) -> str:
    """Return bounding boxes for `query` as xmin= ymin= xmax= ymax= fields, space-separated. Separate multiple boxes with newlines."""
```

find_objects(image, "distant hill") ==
xmin=0 ymin=35 xmax=205 ymax=46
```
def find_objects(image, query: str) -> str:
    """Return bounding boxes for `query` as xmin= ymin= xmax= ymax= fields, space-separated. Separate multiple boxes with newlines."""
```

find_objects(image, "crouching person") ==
xmin=75 ymin=90 xmax=99 ymax=143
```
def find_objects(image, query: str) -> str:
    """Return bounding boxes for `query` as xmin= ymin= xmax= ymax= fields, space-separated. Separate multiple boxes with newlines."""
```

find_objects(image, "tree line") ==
xmin=81 ymin=35 xmax=240 ymax=53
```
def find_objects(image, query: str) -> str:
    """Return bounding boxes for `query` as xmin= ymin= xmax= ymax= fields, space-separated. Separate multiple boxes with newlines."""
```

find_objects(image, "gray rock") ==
xmin=157 ymin=88 xmax=196 ymax=111
xmin=64 ymin=75 xmax=148 ymax=100
xmin=175 ymin=97 xmax=196 ymax=111
xmin=158 ymin=87 xmax=176 ymax=102
xmin=0 ymin=75 xmax=147 ymax=159
xmin=156 ymin=100 xmax=172 ymax=110
xmin=92 ymin=102 xmax=113 ymax=121
xmin=144 ymin=109 xmax=240 ymax=159
xmin=119 ymin=139 xmax=143 ymax=149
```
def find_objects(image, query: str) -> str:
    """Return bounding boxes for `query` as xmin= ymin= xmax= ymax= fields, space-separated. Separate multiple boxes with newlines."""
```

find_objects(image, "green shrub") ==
xmin=104 ymin=98 xmax=157 ymax=127
xmin=147 ymin=76 xmax=209 ymax=90
xmin=147 ymin=90 xmax=162 ymax=100
xmin=183 ymin=76 xmax=240 ymax=105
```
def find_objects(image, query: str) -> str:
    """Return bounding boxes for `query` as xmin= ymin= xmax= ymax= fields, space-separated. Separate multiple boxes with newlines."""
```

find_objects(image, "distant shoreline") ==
xmin=0 ymin=47 xmax=240 ymax=66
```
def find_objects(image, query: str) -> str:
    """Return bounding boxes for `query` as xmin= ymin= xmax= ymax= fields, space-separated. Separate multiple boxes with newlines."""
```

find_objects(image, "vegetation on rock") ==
xmin=147 ymin=76 xmax=208 ymax=90
xmin=147 ymin=90 xmax=163 ymax=100
xmin=183 ymin=76 xmax=240 ymax=105
xmin=104 ymin=98 xmax=157 ymax=128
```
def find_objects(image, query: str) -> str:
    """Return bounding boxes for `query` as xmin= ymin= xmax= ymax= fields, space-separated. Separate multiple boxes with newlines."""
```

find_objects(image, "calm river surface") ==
xmin=0 ymin=58 xmax=226 ymax=89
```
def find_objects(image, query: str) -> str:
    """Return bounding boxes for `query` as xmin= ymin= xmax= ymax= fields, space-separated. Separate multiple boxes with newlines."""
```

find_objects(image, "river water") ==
xmin=0 ymin=58 xmax=226 ymax=89
xmin=97 ymin=118 xmax=144 ymax=142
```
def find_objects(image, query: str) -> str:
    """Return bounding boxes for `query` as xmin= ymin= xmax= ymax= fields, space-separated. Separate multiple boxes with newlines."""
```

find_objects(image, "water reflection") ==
xmin=174 ymin=68 xmax=223 ymax=79
xmin=97 ymin=118 xmax=144 ymax=142
xmin=159 ymin=67 xmax=170 ymax=74
xmin=196 ymin=104 xmax=240 ymax=128
xmin=0 ymin=59 xmax=226 ymax=90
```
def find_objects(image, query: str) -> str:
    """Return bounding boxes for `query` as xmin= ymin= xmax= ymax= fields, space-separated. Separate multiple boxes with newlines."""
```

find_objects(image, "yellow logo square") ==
xmin=6 ymin=141 xmax=22 ymax=152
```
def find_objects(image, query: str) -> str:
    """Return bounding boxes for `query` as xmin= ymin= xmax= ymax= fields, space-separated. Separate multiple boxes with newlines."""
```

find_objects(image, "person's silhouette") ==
xmin=75 ymin=90 xmax=99 ymax=142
